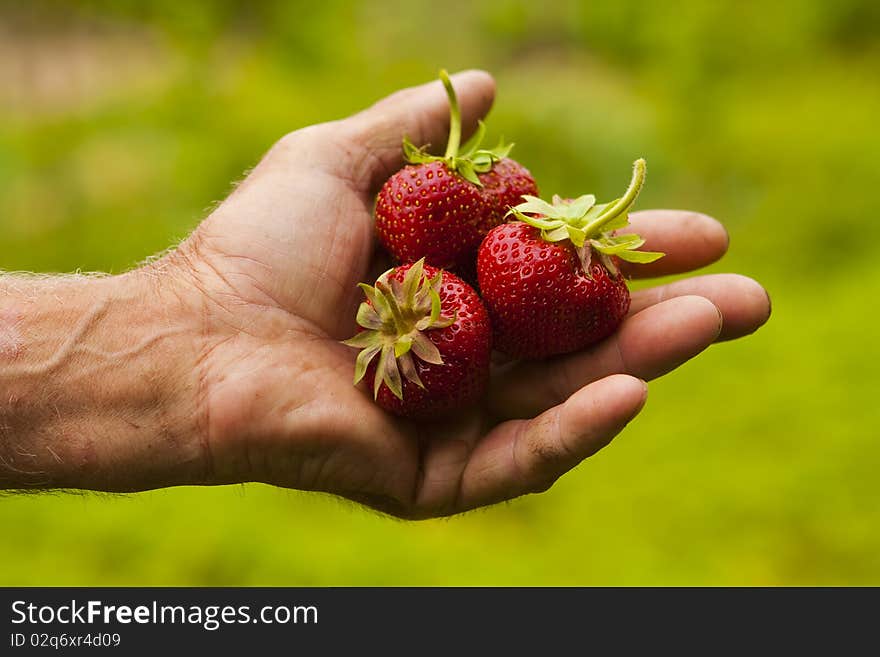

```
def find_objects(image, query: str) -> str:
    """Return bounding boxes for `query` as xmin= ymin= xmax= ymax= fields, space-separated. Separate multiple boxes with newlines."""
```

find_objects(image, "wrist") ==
xmin=121 ymin=260 xmax=211 ymax=489
xmin=0 ymin=265 xmax=208 ymax=491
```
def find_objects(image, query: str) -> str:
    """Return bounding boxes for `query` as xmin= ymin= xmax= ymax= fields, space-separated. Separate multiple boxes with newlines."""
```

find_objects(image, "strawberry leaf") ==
xmin=355 ymin=303 xmax=383 ymax=330
xmin=343 ymin=330 xmax=378 ymax=349
xmin=614 ymin=249 xmax=665 ymax=263
xmin=511 ymin=195 xmax=559 ymax=217
xmin=576 ymin=245 xmax=593 ymax=272
xmin=401 ymin=257 xmax=424 ymax=303
xmin=459 ymin=120 xmax=487 ymax=158
xmin=591 ymin=235 xmax=646 ymax=254
xmin=594 ymin=211 xmax=630 ymax=233
xmin=456 ymin=160 xmax=482 ymax=186
xmin=412 ymin=332 xmax=443 ymax=365
xmin=560 ymin=194 xmax=596 ymax=220
xmin=380 ymin=344 xmax=404 ymax=400
xmin=394 ymin=334 xmax=413 ymax=358
xmin=544 ymin=225 xmax=571 ymax=242
xmin=565 ymin=225 xmax=588 ymax=247
xmin=509 ymin=210 xmax=564 ymax=230
xmin=358 ymin=282 xmax=390 ymax=319
xmin=505 ymin=158 xmax=663 ymax=273
xmin=400 ymin=72 xmax=511 ymax=186
xmin=353 ymin=341 xmax=382 ymax=386
xmin=343 ymin=259 xmax=455 ymax=402
xmin=398 ymin=352 xmax=425 ymax=389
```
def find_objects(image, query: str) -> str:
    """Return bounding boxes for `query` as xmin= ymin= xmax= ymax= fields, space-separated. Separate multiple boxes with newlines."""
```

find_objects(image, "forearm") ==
xmin=0 ymin=264 xmax=205 ymax=491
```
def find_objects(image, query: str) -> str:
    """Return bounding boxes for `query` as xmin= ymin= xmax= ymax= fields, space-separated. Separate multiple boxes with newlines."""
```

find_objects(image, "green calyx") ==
xmin=402 ymin=69 xmax=512 ymax=186
xmin=507 ymin=158 xmax=664 ymax=276
xmin=342 ymin=258 xmax=456 ymax=401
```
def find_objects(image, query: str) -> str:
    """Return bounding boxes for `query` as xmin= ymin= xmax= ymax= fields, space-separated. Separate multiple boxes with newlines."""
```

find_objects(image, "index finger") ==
xmin=619 ymin=209 xmax=729 ymax=278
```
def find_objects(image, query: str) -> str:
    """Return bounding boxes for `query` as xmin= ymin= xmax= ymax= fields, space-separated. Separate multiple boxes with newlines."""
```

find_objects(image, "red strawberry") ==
xmin=477 ymin=159 xmax=664 ymax=359
xmin=375 ymin=70 xmax=537 ymax=277
xmin=343 ymin=259 xmax=491 ymax=419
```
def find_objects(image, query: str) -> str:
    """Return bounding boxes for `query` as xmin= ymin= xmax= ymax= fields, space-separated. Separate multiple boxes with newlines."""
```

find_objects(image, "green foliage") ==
xmin=1 ymin=0 xmax=878 ymax=584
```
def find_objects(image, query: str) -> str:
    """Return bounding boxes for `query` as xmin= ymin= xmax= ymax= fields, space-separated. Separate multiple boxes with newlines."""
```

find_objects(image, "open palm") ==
xmin=173 ymin=71 xmax=770 ymax=519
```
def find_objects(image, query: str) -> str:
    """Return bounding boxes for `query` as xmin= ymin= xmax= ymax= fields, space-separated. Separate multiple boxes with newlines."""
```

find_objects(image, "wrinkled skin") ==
xmin=169 ymin=70 xmax=771 ymax=519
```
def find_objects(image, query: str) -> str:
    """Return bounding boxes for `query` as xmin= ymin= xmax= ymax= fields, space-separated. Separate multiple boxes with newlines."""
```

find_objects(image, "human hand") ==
xmin=165 ymin=70 xmax=771 ymax=518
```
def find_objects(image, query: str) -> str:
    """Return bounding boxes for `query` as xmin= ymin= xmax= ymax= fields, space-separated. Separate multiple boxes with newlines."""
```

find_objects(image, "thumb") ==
xmin=246 ymin=70 xmax=496 ymax=199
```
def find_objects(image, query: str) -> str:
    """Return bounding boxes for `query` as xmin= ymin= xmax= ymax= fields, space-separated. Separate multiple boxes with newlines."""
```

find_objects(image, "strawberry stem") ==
xmin=507 ymin=159 xmax=663 ymax=276
xmin=440 ymin=69 xmax=461 ymax=160
xmin=583 ymin=158 xmax=647 ymax=236
xmin=401 ymin=71 xmax=509 ymax=187
xmin=376 ymin=281 xmax=409 ymax=335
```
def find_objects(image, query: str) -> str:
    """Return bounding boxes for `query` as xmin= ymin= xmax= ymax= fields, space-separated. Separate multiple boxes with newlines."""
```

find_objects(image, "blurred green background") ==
xmin=2 ymin=0 xmax=879 ymax=585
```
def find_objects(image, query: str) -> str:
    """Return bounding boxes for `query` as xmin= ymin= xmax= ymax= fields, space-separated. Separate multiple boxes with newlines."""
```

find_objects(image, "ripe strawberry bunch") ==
xmin=345 ymin=73 xmax=663 ymax=418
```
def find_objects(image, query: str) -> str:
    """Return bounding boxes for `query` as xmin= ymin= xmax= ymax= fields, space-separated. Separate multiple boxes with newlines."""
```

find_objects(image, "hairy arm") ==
xmin=0 ymin=264 xmax=205 ymax=491
xmin=0 ymin=71 xmax=771 ymax=517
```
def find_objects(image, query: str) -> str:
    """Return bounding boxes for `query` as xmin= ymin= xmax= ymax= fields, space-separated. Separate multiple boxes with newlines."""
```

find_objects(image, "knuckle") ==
xmin=349 ymin=491 xmax=418 ymax=520
xmin=271 ymin=129 xmax=304 ymax=156
xmin=272 ymin=130 xmax=306 ymax=159
xmin=529 ymin=476 xmax=558 ymax=495
xmin=268 ymin=123 xmax=333 ymax=164
xmin=518 ymin=414 xmax=573 ymax=480
xmin=528 ymin=437 xmax=568 ymax=465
